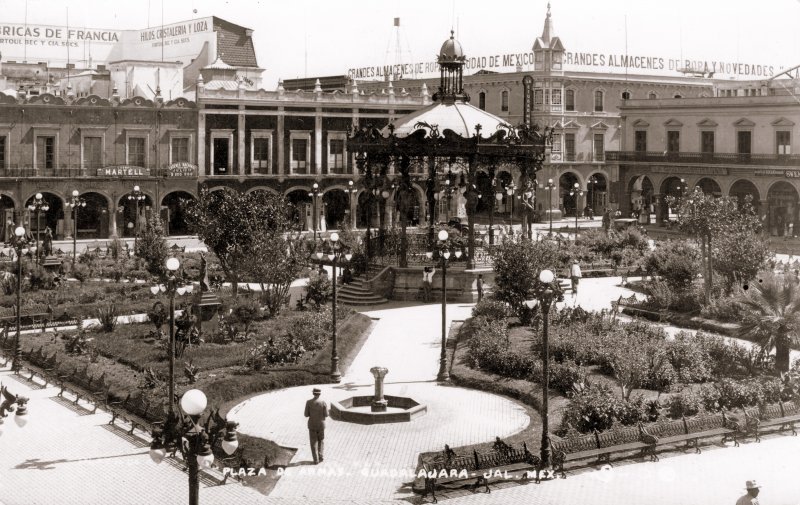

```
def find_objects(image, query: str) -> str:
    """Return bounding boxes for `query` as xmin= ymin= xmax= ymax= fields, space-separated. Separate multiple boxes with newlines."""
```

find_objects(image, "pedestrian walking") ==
xmin=735 ymin=480 xmax=760 ymax=505
xmin=304 ymin=387 xmax=329 ymax=464
xmin=602 ymin=209 xmax=611 ymax=231
xmin=570 ymin=260 xmax=582 ymax=296
xmin=422 ymin=266 xmax=435 ymax=302
xmin=476 ymin=274 xmax=484 ymax=302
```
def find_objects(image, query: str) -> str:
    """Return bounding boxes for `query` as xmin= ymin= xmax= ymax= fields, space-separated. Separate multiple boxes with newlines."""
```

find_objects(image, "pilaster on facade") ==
xmin=315 ymin=112 xmax=323 ymax=176
xmin=237 ymin=109 xmax=246 ymax=176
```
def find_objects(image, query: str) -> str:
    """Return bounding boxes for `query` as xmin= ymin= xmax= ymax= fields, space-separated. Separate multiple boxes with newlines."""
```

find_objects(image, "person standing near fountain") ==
xmin=304 ymin=387 xmax=329 ymax=464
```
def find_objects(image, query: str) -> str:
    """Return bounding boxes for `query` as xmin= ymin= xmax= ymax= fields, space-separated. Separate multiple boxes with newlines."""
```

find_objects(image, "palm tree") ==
xmin=737 ymin=275 xmax=800 ymax=373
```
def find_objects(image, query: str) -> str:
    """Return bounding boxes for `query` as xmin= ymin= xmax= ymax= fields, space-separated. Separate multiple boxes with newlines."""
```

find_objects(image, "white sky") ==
xmin=2 ymin=0 xmax=800 ymax=87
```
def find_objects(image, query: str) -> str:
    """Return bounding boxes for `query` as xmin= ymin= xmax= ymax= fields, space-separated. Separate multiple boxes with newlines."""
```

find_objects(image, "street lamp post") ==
xmin=346 ymin=180 xmax=358 ymax=229
xmin=492 ymin=188 xmax=502 ymax=245
xmin=545 ymin=178 xmax=556 ymax=236
xmin=10 ymin=226 xmax=27 ymax=373
xmin=309 ymin=182 xmax=322 ymax=241
xmin=149 ymin=257 xmax=190 ymax=415
xmin=506 ymin=182 xmax=517 ymax=236
xmin=66 ymin=190 xmax=86 ymax=267
xmin=317 ymin=232 xmax=351 ymax=383
xmin=128 ymin=185 xmax=145 ymax=251
xmin=569 ymin=182 xmax=585 ymax=239
xmin=426 ymin=230 xmax=462 ymax=382
xmin=588 ymin=176 xmax=597 ymax=218
xmin=27 ymin=193 xmax=49 ymax=266
xmin=521 ymin=186 xmax=534 ymax=240
xmin=150 ymin=389 xmax=239 ymax=505
xmin=524 ymin=268 xmax=560 ymax=473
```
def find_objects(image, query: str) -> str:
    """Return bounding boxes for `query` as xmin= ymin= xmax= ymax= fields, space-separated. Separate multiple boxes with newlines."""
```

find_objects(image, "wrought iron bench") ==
xmin=108 ymin=393 xmax=164 ymax=435
xmin=744 ymin=401 xmax=800 ymax=441
xmin=420 ymin=439 xmax=541 ymax=503
xmin=551 ymin=424 xmax=651 ymax=477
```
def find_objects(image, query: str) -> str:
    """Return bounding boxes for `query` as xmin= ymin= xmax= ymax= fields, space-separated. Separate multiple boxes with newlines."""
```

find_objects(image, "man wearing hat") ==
xmin=736 ymin=480 xmax=760 ymax=505
xmin=570 ymin=260 xmax=582 ymax=296
xmin=304 ymin=387 xmax=329 ymax=464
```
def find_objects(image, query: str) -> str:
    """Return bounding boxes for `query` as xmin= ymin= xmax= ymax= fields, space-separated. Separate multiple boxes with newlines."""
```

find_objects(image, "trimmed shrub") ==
xmin=548 ymin=362 xmax=588 ymax=396
xmin=471 ymin=298 xmax=511 ymax=322
xmin=666 ymin=390 xmax=703 ymax=419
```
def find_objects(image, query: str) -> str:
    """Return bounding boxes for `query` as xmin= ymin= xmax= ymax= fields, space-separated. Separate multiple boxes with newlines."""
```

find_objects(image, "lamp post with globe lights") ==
xmin=150 ymin=389 xmax=239 ymax=505
xmin=544 ymin=178 xmax=556 ymax=236
xmin=10 ymin=226 xmax=28 ymax=373
xmin=315 ymin=232 xmax=351 ymax=382
xmin=27 ymin=193 xmax=49 ymax=265
xmin=345 ymin=180 xmax=358 ymax=229
xmin=505 ymin=182 xmax=517 ymax=236
xmin=426 ymin=229 xmax=462 ymax=382
xmin=128 ymin=185 xmax=145 ymax=250
xmin=150 ymin=257 xmax=194 ymax=414
xmin=66 ymin=190 xmax=86 ymax=267
xmin=524 ymin=269 xmax=563 ymax=474
xmin=569 ymin=183 xmax=585 ymax=238
xmin=308 ymin=182 xmax=323 ymax=241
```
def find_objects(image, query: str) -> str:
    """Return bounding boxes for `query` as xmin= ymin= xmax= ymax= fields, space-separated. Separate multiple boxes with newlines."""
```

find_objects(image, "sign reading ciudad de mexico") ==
xmin=347 ymin=48 xmax=785 ymax=81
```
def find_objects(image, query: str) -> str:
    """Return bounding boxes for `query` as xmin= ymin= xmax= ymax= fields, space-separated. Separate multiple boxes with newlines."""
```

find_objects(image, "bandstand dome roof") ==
xmin=384 ymin=101 xmax=513 ymax=139
xmin=439 ymin=30 xmax=464 ymax=61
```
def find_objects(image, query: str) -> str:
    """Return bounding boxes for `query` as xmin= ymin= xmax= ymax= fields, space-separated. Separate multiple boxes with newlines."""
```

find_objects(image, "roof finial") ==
xmin=450 ymin=29 xmax=454 ymax=39
xmin=547 ymin=2 xmax=551 ymax=17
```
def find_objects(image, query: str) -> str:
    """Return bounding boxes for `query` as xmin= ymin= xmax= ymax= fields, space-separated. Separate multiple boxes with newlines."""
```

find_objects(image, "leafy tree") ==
xmin=184 ymin=188 xmax=308 ymax=301
xmin=489 ymin=239 xmax=560 ymax=320
xmin=713 ymin=228 xmax=772 ymax=291
xmin=135 ymin=215 xmax=168 ymax=277
xmin=737 ymin=275 xmax=800 ymax=373
xmin=644 ymin=240 xmax=701 ymax=293
xmin=668 ymin=189 xmax=761 ymax=301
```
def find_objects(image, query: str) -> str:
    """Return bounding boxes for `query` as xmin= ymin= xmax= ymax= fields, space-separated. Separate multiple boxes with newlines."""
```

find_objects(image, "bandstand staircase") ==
xmin=337 ymin=265 xmax=388 ymax=306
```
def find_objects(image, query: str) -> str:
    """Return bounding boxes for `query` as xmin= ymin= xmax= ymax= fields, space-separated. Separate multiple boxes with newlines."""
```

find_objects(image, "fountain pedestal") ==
xmin=370 ymin=366 xmax=389 ymax=412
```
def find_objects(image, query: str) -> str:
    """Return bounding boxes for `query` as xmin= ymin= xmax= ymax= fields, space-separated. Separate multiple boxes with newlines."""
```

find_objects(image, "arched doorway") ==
xmin=286 ymin=189 xmax=312 ymax=231
xmin=628 ymin=175 xmax=654 ymax=223
xmin=161 ymin=191 xmax=195 ymax=236
xmin=24 ymin=192 xmax=63 ymax=240
xmin=695 ymin=177 xmax=722 ymax=196
xmin=729 ymin=180 xmax=760 ymax=211
xmin=323 ymin=189 xmax=349 ymax=230
xmin=767 ymin=181 xmax=799 ymax=237
xmin=0 ymin=195 xmax=15 ymax=243
xmin=117 ymin=193 xmax=154 ymax=238
xmin=75 ymin=192 xmax=110 ymax=239
xmin=660 ymin=176 xmax=686 ymax=221
xmin=559 ymin=172 xmax=580 ymax=217
xmin=587 ymin=173 xmax=608 ymax=215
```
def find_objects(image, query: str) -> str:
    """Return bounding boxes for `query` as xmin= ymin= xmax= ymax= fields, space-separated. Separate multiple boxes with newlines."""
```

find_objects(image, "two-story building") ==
xmin=612 ymin=91 xmax=800 ymax=235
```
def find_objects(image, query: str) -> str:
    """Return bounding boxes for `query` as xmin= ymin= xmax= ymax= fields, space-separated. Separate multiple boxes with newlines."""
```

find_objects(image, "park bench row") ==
xmin=418 ymin=407 xmax=800 ymax=502
xmin=611 ymin=293 xmax=667 ymax=321
xmin=0 ymin=344 xmax=256 ymax=485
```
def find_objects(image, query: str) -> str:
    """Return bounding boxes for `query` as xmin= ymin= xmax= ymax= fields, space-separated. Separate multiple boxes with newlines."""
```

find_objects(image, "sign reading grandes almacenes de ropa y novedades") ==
xmin=347 ymin=49 xmax=782 ymax=80
xmin=97 ymin=166 xmax=150 ymax=177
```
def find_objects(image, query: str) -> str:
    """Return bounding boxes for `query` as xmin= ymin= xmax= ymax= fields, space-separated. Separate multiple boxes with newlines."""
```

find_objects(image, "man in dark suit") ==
xmin=304 ymin=387 xmax=329 ymax=464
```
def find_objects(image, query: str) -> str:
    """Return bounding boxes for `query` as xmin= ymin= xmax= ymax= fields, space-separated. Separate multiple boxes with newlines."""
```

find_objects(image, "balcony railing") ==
xmin=607 ymin=151 xmax=800 ymax=166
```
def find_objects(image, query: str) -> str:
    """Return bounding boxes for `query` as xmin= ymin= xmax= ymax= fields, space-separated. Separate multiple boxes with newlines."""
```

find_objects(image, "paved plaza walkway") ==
xmin=228 ymin=302 xmax=531 ymax=502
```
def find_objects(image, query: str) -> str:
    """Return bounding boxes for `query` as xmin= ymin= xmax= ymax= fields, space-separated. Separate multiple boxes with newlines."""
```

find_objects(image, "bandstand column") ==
xmin=237 ymin=112 xmax=246 ymax=175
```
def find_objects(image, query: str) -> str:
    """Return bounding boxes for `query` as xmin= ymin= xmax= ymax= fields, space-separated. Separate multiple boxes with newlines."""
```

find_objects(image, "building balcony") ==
xmin=607 ymin=151 xmax=800 ymax=166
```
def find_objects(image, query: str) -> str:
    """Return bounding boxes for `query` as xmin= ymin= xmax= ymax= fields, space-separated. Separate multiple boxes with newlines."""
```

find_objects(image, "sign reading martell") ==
xmin=97 ymin=166 xmax=150 ymax=177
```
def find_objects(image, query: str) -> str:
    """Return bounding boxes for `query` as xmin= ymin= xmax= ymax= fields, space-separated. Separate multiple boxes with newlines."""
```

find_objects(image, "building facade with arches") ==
xmin=0 ymin=92 xmax=199 ymax=241
xmin=611 ymin=93 xmax=800 ymax=235
xmin=196 ymin=82 xmax=429 ymax=232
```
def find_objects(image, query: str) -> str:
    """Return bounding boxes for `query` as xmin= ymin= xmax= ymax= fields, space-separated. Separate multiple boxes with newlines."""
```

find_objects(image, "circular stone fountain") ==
xmin=330 ymin=367 xmax=428 ymax=424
